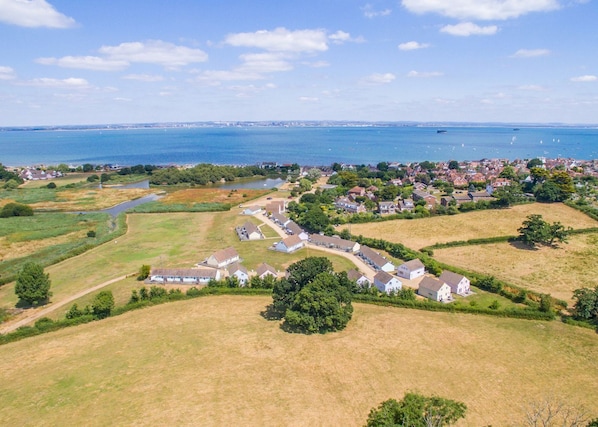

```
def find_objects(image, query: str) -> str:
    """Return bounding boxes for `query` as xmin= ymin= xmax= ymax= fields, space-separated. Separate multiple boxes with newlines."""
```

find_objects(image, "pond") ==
xmin=213 ymin=177 xmax=285 ymax=190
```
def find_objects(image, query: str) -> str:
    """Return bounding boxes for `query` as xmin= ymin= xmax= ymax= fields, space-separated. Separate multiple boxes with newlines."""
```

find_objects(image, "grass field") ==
xmin=0 ymin=296 xmax=596 ymax=426
xmin=434 ymin=232 xmax=598 ymax=303
xmin=346 ymin=203 xmax=598 ymax=250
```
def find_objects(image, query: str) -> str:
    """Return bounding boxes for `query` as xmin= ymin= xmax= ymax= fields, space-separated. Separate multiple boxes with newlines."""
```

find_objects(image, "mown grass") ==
xmin=0 ymin=296 xmax=596 ymax=426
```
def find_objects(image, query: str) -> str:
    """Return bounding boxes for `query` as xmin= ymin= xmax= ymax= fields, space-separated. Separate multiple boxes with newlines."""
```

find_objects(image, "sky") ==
xmin=0 ymin=0 xmax=597 ymax=126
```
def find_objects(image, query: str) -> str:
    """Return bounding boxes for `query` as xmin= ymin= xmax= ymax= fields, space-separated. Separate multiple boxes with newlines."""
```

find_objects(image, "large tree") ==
xmin=517 ymin=214 xmax=571 ymax=248
xmin=15 ymin=262 xmax=52 ymax=306
xmin=365 ymin=393 xmax=467 ymax=427
xmin=572 ymin=286 xmax=598 ymax=321
xmin=91 ymin=290 xmax=115 ymax=319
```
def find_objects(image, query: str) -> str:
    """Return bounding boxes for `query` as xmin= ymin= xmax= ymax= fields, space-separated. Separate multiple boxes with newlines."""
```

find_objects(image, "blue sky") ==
xmin=0 ymin=0 xmax=596 ymax=126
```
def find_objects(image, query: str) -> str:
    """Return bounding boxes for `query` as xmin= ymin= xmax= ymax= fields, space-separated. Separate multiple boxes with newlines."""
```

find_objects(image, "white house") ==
xmin=439 ymin=271 xmax=471 ymax=295
xmin=418 ymin=277 xmax=452 ymax=302
xmin=204 ymin=247 xmax=240 ymax=268
xmin=347 ymin=269 xmax=372 ymax=288
xmin=274 ymin=235 xmax=305 ymax=253
xmin=242 ymin=221 xmax=263 ymax=240
xmin=359 ymin=246 xmax=395 ymax=272
xmin=256 ymin=263 xmax=277 ymax=279
xmin=286 ymin=221 xmax=309 ymax=241
xmin=373 ymin=271 xmax=402 ymax=294
xmin=242 ymin=206 xmax=262 ymax=215
xmin=149 ymin=268 xmax=221 ymax=284
xmin=397 ymin=259 xmax=426 ymax=280
xmin=227 ymin=262 xmax=249 ymax=286
xmin=271 ymin=212 xmax=291 ymax=227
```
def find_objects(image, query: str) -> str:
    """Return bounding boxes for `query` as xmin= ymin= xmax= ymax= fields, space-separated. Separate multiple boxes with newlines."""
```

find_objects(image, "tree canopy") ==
xmin=572 ymin=286 xmax=598 ymax=321
xmin=91 ymin=290 xmax=115 ymax=319
xmin=1 ymin=202 xmax=33 ymax=218
xmin=517 ymin=214 xmax=571 ymax=248
xmin=15 ymin=262 xmax=52 ymax=306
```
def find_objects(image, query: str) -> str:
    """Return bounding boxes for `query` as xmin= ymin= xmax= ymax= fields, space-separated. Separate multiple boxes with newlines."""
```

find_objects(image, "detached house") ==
xmin=256 ymin=263 xmax=277 ymax=279
xmin=347 ymin=269 xmax=371 ymax=288
xmin=274 ymin=235 xmax=305 ymax=253
xmin=204 ymin=247 xmax=240 ymax=268
xmin=397 ymin=259 xmax=426 ymax=280
xmin=439 ymin=271 xmax=471 ymax=296
xmin=418 ymin=277 xmax=452 ymax=302
xmin=373 ymin=271 xmax=402 ymax=294
xmin=227 ymin=262 xmax=249 ymax=286
xmin=286 ymin=221 xmax=309 ymax=241
xmin=378 ymin=201 xmax=397 ymax=215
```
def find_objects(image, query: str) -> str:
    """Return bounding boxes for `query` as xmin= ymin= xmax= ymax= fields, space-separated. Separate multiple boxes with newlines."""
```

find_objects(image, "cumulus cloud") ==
xmin=362 ymin=4 xmax=392 ymax=18
xmin=225 ymin=27 xmax=329 ymax=53
xmin=36 ymin=56 xmax=129 ymax=71
xmin=19 ymin=77 xmax=89 ymax=88
xmin=440 ymin=22 xmax=498 ymax=36
xmin=401 ymin=0 xmax=560 ymax=20
xmin=99 ymin=40 xmax=208 ymax=67
xmin=122 ymin=74 xmax=164 ymax=82
xmin=299 ymin=96 xmax=319 ymax=102
xmin=329 ymin=30 xmax=364 ymax=44
xmin=407 ymin=70 xmax=443 ymax=78
xmin=0 ymin=0 xmax=76 ymax=28
xmin=398 ymin=41 xmax=430 ymax=51
xmin=570 ymin=75 xmax=597 ymax=82
xmin=362 ymin=73 xmax=396 ymax=84
xmin=511 ymin=48 xmax=551 ymax=58
xmin=0 ymin=65 xmax=16 ymax=80
xmin=238 ymin=53 xmax=293 ymax=73
xmin=518 ymin=84 xmax=546 ymax=91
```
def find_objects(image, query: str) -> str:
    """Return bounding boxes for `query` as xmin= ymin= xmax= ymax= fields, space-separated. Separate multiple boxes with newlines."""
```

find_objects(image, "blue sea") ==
xmin=1 ymin=124 xmax=597 ymax=167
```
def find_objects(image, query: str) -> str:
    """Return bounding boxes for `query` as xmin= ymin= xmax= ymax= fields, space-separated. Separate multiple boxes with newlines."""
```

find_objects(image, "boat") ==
xmin=437 ymin=130 xmax=447 ymax=133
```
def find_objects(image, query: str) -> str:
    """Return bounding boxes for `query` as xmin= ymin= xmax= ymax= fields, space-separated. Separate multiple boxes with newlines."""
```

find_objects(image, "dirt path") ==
xmin=0 ymin=273 xmax=132 ymax=335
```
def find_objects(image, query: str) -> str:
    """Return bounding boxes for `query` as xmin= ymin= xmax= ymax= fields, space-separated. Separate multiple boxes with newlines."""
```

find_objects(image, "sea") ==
xmin=1 ymin=124 xmax=597 ymax=167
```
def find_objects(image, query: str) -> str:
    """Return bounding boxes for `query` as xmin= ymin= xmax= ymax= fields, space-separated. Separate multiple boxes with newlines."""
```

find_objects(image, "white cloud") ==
xmin=407 ymin=70 xmax=443 ymax=78
xmin=398 ymin=41 xmax=430 ymax=51
xmin=329 ymin=30 xmax=364 ymax=44
xmin=299 ymin=96 xmax=319 ymax=102
xmin=19 ymin=77 xmax=89 ymax=88
xmin=0 ymin=65 xmax=16 ymax=80
xmin=36 ymin=56 xmax=129 ymax=71
xmin=99 ymin=40 xmax=208 ymax=67
xmin=440 ymin=22 xmax=498 ymax=36
xmin=518 ymin=84 xmax=546 ymax=91
xmin=305 ymin=60 xmax=330 ymax=68
xmin=401 ymin=0 xmax=560 ymax=20
xmin=570 ymin=75 xmax=597 ymax=82
xmin=194 ymin=70 xmax=264 ymax=84
xmin=224 ymin=27 xmax=329 ymax=53
xmin=362 ymin=4 xmax=392 ymax=18
xmin=362 ymin=73 xmax=396 ymax=84
xmin=511 ymin=48 xmax=551 ymax=58
xmin=0 ymin=0 xmax=76 ymax=28
xmin=122 ymin=74 xmax=165 ymax=82
xmin=238 ymin=53 xmax=293 ymax=73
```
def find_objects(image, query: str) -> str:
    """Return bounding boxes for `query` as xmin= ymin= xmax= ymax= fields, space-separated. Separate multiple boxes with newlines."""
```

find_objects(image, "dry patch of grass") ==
xmin=162 ymin=188 xmax=270 ymax=206
xmin=20 ymin=173 xmax=92 ymax=189
xmin=433 ymin=233 xmax=598 ymax=303
xmin=347 ymin=203 xmax=598 ymax=250
xmin=0 ymin=296 xmax=596 ymax=426
xmin=0 ymin=230 xmax=88 ymax=261
xmin=29 ymin=188 xmax=155 ymax=211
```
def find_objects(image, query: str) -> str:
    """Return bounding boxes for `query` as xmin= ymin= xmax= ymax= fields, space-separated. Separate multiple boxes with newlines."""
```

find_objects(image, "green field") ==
xmin=0 ymin=296 xmax=596 ymax=426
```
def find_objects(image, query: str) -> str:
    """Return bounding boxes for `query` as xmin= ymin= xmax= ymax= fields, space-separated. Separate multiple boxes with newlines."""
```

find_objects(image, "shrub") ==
xmin=46 ymin=182 xmax=57 ymax=189
xmin=0 ymin=202 xmax=33 ymax=218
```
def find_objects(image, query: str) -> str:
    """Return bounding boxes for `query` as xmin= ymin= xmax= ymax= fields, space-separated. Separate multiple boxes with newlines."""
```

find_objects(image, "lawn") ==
xmin=0 ymin=296 xmax=596 ymax=426
xmin=433 ymin=232 xmax=598 ymax=304
xmin=346 ymin=203 xmax=598 ymax=250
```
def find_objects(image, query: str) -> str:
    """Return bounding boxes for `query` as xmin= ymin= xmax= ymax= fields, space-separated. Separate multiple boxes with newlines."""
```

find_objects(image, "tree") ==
xmin=137 ymin=264 xmax=151 ymax=281
xmin=571 ymin=286 xmax=598 ymax=321
xmin=518 ymin=214 xmax=571 ymax=248
xmin=305 ymin=167 xmax=322 ymax=182
xmin=15 ymin=262 xmax=52 ymax=306
xmin=448 ymin=160 xmax=460 ymax=170
xmin=91 ymin=290 xmax=114 ymax=319
xmin=522 ymin=396 xmax=594 ymax=427
xmin=0 ymin=202 xmax=33 ymax=217
xmin=527 ymin=158 xmax=543 ymax=169
xmin=365 ymin=393 xmax=467 ymax=427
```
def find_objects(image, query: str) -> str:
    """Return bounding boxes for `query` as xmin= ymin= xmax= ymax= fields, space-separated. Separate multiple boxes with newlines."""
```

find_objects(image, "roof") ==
xmin=439 ymin=271 xmax=466 ymax=286
xmin=227 ymin=262 xmax=248 ymax=275
xmin=286 ymin=221 xmax=305 ymax=235
xmin=360 ymin=245 xmax=391 ymax=268
xmin=211 ymin=247 xmax=239 ymax=263
xmin=151 ymin=268 xmax=218 ymax=278
xmin=347 ymin=269 xmax=367 ymax=282
xmin=281 ymin=235 xmax=303 ymax=247
xmin=400 ymin=258 xmax=425 ymax=271
xmin=310 ymin=234 xmax=356 ymax=249
xmin=374 ymin=270 xmax=395 ymax=283
xmin=256 ymin=263 xmax=276 ymax=276
xmin=419 ymin=276 xmax=448 ymax=292
xmin=243 ymin=221 xmax=261 ymax=236
xmin=271 ymin=212 xmax=289 ymax=224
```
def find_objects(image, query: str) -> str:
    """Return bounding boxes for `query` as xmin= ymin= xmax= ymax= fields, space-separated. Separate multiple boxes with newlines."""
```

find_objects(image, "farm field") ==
xmin=434 ymin=232 xmax=598 ymax=303
xmin=0 ymin=296 xmax=596 ymax=426
xmin=346 ymin=203 xmax=598 ymax=250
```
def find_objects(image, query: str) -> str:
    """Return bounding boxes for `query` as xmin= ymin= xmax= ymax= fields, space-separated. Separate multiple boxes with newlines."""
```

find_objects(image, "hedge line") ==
xmin=421 ymin=235 xmax=515 ymax=251
xmin=565 ymin=200 xmax=598 ymax=221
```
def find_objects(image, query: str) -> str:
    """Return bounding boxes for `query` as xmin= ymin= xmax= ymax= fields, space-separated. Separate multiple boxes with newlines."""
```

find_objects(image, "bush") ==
xmin=0 ymin=202 xmax=33 ymax=218
xmin=87 ymin=230 xmax=96 ymax=238
xmin=46 ymin=182 xmax=57 ymax=189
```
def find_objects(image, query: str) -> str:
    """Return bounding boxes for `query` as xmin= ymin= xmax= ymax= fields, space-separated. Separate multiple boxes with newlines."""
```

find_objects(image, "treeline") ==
xmin=149 ymin=164 xmax=269 ymax=185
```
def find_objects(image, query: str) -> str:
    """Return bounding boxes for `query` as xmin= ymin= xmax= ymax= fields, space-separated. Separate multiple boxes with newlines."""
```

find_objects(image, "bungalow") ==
xmin=256 ymin=262 xmax=277 ymax=279
xmin=271 ymin=212 xmax=291 ymax=227
xmin=378 ymin=201 xmax=397 ymax=215
xmin=242 ymin=205 xmax=262 ymax=215
xmin=347 ymin=269 xmax=371 ymax=288
xmin=265 ymin=200 xmax=285 ymax=214
xmin=348 ymin=186 xmax=366 ymax=197
xmin=241 ymin=221 xmax=263 ymax=240
xmin=359 ymin=245 xmax=395 ymax=272
xmin=204 ymin=247 xmax=240 ymax=268
xmin=149 ymin=268 xmax=221 ymax=284
xmin=334 ymin=196 xmax=366 ymax=214
xmin=396 ymin=259 xmax=426 ymax=280
xmin=309 ymin=234 xmax=360 ymax=253
xmin=227 ymin=262 xmax=249 ymax=286
xmin=418 ymin=277 xmax=452 ymax=302
xmin=274 ymin=235 xmax=305 ymax=253
xmin=452 ymin=191 xmax=472 ymax=205
xmin=469 ymin=190 xmax=495 ymax=203
xmin=373 ymin=271 xmax=402 ymax=294
xmin=439 ymin=271 xmax=471 ymax=296
xmin=286 ymin=221 xmax=309 ymax=240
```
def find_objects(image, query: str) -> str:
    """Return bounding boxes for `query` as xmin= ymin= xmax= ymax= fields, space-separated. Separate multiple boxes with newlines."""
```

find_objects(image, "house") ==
xmin=452 ymin=191 xmax=472 ymax=205
xmin=242 ymin=206 xmax=262 ymax=215
xmin=452 ymin=176 xmax=468 ymax=188
xmin=286 ymin=221 xmax=309 ymax=240
xmin=334 ymin=197 xmax=366 ymax=214
xmin=149 ymin=268 xmax=221 ymax=284
xmin=347 ymin=269 xmax=371 ymax=288
xmin=309 ymin=234 xmax=360 ymax=253
xmin=227 ymin=262 xmax=249 ymax=286
xmin=256 ymin=263 xmax=277 ymax=279
xmin=396 ymin=259 xmax=426 ymax=280
xmin=378 ymin=201 xmax=397 ymax=215
xmin=373 ymin=271 xmax=402 ymax=294
xmin=412 ymin=190 xmax=436 ymax=208
xmin=398 ymin=199 xmax=415 ymax=212
xmin=418 ymin=277 xmax=452 ymax=302
xmin=265 ymin=200 xmax=285 ymax=214
xmin=239 ymin=221 xmax=263 ymax=240
xmin=274 ymin=235 xmax=305 ymax=253
xmin=271 ymin=212 xmax=291 ymax=227
xmin=439 ymin=271 xmax=471 ymax=295
xmin=348 ymin=186 xmax=366 ymax=197
xmin=359 ymin=246 xmax=395 ymax=272
xmin=469 ymin=190 xmax=495 ymax=203
xmin=204 ymin=247 xmax=240 ymax=268
xmin=19 ymin=168 xmax=62 ymax=181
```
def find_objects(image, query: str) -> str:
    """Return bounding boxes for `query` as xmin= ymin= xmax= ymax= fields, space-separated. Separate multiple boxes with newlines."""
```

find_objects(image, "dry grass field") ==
xmin=346 ymin=203 xmax=598 ymax=250
xmin=28 ymin=188 xmax=155 ymax=211
xmin=161 ymin=188 xmax=271 ymax=206
xmin=434 ymin=232 xmax=598 ymax=303
xmin=1 ymin=296 xmax=596 ymax=427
